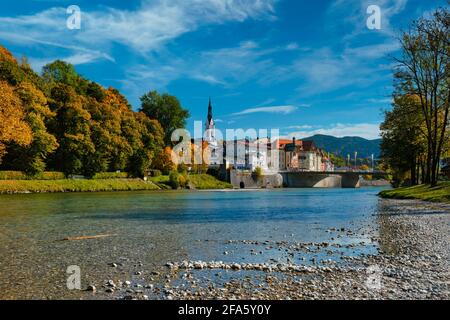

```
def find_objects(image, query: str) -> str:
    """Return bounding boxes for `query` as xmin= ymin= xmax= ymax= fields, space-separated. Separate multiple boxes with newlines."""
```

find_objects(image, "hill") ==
xmin=302 ymin=134 xmax=381 ymax=159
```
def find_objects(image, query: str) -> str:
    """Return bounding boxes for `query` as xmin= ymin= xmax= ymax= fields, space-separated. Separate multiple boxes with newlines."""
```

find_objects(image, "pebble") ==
xmin=86 ymin=285 xmax=96 ymax=292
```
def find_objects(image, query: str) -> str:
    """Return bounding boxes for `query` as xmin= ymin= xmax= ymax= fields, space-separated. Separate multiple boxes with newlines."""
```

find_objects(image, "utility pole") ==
xmin=371 ymin=154 xmax=374 ymax=172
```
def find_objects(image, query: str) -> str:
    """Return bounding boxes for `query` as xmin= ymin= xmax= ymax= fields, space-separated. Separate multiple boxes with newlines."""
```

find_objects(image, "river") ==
xmin=0 ymin=187 xmax=388 ymax=299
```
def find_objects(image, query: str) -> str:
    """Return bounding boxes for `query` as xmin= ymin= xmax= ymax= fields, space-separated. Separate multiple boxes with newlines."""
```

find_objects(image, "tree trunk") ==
xmin=411 ymin=155 xmax=417 ymax=185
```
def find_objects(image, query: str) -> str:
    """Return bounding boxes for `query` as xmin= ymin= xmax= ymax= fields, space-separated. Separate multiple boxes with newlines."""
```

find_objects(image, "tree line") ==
xmin=0 ymin=45 xmax=189 ymax=177
xmin=381 ymin=7 xmax=449 ymax=187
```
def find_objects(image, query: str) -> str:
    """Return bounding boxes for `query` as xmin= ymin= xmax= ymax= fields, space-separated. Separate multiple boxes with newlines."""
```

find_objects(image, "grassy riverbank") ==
xmin=148 ymin=173 xmax=232 ymax=190
xmin=379 ymin=182 xmax=450 ymax=203
xmin=0 ymin=179 xmax=160 ymax=194
xmin=187 ymin=174 xmax=233 ymax=190
xmin=0 ymin=174 xmax=233 ymax=194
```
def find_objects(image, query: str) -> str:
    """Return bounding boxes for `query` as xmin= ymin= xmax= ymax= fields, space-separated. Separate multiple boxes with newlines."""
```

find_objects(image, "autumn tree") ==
xmin=0 ymin=45 xmax=174 ymax=178
xmin=2 ymin=82 xmax=58 ymax=175
xmin=0 ymin=81 xmax=32 ymax=163
xmin=153 ymin=146 xmax=177 ymax=175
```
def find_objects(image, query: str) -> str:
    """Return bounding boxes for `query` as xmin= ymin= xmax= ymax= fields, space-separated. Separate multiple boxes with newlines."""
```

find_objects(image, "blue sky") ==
xmin=0 ymin=0 xmax=447 ymax=139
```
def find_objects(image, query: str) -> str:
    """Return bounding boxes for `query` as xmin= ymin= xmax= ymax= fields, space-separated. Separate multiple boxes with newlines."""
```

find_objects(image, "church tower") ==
xmin=205 ymin=97 xmax=219 ymax=166
xmin=205 ymin=97 xmax=215 ymax=140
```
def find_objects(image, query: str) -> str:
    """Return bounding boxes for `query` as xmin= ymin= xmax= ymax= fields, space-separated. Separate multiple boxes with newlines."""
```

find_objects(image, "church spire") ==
xmin=207 ymin=97 xmax=213 ymax=125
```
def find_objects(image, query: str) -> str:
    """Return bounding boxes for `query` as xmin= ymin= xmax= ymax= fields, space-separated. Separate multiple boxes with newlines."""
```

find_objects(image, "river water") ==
xmin=0 ymin=187 xmax=388 ymax=299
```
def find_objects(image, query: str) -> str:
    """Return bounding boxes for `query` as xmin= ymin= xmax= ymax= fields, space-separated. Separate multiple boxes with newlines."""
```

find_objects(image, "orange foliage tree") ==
xmin=0 ymin=81 xmax=32 ymax=163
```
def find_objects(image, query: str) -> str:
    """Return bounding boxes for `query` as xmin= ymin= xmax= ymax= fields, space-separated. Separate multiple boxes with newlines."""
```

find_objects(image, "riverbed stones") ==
xmin=86 ymin=285 xmax=96 ymax=292
xmin=74 ymin=199 xmax=449 ymax=301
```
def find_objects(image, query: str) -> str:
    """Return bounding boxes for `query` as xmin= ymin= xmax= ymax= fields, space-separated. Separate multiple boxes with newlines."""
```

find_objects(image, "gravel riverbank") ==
xmin=85 ymin=199 xmax=449 ymax=300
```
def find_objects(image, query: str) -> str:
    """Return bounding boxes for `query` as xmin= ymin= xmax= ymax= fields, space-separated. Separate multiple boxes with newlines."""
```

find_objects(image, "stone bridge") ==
xmin=229 ymin=170 xmax=374 ymax=189
xmin=280 ymin=171 xmax=363 ymax=188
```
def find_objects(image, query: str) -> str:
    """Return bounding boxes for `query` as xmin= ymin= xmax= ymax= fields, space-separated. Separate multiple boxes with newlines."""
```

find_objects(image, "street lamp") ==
xmin=371 ymin=154 xmax=374 ymax=172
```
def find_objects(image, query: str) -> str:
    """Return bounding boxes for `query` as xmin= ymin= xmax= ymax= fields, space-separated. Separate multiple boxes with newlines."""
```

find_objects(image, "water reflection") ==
xmin=0 ymin=188 xmax=386 ymax=299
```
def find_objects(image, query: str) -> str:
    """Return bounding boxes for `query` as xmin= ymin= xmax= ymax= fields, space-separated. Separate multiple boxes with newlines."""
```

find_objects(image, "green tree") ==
xmin=47 ymin=84 xmax=95 ymax=176
xmin=139 ymin=91 xmax=190 ymax=145
xmin=381 ymin=91 xmax=426 ymax=186
xmin=127 ymin=113 xmax=165 ymax=177
xmin=42 ymin=60 xmax=80 ymax=88
xmin=393 ymin=7 xmax=449 ymax=185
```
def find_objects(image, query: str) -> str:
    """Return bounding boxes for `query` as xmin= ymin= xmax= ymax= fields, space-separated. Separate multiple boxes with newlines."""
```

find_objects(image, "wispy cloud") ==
xmin=326 ymin=0 xmax=408 ymax=39
xmin=0 ymin=0 xmax=277 ymax=57
xmin=121 ymin=40 xmax=289 ymax=98
xmin=285 ymin=125 xmax=314 ymax=130
xmin=232 ymin=105 xmax=298 ymax=116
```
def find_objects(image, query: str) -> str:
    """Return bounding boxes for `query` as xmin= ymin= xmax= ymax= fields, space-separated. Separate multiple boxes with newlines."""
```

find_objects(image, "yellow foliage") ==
xmin=0 ymin=81 xmax=32 ymax=162
xmin=0 ymin=46 xmax=17 ymax=63
xmin=15 ymin=82 xmax=54 ymax=117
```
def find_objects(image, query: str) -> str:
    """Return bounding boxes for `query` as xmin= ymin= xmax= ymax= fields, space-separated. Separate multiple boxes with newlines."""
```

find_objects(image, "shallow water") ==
xmin=0 ymin=187 xmax=387 ymax=299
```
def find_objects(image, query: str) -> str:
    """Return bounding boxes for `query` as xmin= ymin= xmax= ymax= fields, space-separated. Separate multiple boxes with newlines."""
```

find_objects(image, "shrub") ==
xmin=177 ymin=163 xmax=188 ymax=174
xmin=153 ymin=169 xmax=162 ymax=177
xmin=148 ymin=169 xmax=162 ymax=177
xmin=169 ymin=171 xmax=180 ymax=189
xmin=207 ymin=167 xmax=219 ymax=177
xmin=40 ymin=172 xmax=66 ymax=180
xmin=0 ymin=171 xmax=26 ymax=180
xmin=92 ymin=172 xmax=129 ymax=180
xmin=0 ymin=171 xmax=65 ymax=180
xmin=178 ymin=174 xmax=189 ymax=188
xmin=252 ymin=167 xmax=263 ymax=180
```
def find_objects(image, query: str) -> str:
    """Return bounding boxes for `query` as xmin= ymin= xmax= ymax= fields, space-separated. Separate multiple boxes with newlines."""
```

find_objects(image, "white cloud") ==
xmin=286 ymin=125 xmax=313 ymax=130
xmin=121 ymin=40 xmax=279 ymax=95
xmin=284 ymin=42 xmax=396 ymax=97
xmin=286 ymin=42 xmax=299 ymax=50
xmin=0 ymin=0 xmax=277 ymax=56
xmin=232 ymin=105 xmax=298 ymax=116
xmin=287 ymin=123 xmax=381 ymax=140
xmin=343 ymin=41 xmax=400 ymax=59
xmin=192 ymin=74 xmax=227 ymax=85
xmin=367 ymin=97 xmax=393 ymax=104
xmin=327 ymin=0 xmax=408 ymax=38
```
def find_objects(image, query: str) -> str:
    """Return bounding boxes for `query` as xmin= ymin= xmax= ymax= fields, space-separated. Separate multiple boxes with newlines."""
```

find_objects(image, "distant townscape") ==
xmin=204 ymin=100 xmax=334 ymax=173
xmin=199 ymin=99 xmax=375 ymax=175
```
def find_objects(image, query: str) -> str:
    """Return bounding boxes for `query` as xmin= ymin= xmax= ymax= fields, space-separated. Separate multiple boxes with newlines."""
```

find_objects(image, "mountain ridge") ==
xmin=301 ymin=134 xmax=381 ymax=159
